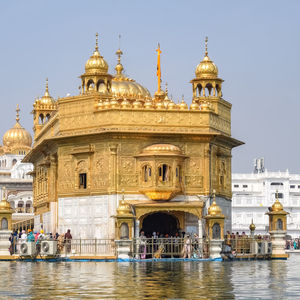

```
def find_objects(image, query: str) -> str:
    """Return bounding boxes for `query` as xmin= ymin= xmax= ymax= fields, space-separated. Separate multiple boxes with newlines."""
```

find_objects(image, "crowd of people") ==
xmin=286 ymin=239 xmax=300 ymax=250
xmin=138 ymin=231 xmax=202 ymax=259
xmin=9 ymin=229 xmax=73 ymax=256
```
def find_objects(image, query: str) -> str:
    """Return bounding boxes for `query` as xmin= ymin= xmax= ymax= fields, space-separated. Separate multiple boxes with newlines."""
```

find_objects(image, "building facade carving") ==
xmin=24 ymin=35 xmax=243 ymax=238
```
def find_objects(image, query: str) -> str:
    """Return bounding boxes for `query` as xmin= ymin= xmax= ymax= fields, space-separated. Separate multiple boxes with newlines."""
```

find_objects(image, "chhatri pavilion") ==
xmin=23 ymin=34 xmax=243 ymax=239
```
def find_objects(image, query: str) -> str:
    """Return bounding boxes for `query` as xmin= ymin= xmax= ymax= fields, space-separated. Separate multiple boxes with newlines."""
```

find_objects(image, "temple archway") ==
xmin=141 ymin=212 xmax=179 ymax=237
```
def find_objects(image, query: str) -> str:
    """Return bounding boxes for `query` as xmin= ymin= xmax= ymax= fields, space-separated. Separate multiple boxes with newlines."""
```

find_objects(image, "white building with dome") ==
xmin=0 ymin=105 xmax=34 ymax=230
xmin=232 ymin=159 xmax=300 ymax=238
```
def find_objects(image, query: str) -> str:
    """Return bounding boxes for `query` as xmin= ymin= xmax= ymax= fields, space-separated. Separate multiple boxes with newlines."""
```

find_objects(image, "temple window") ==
xmin=143 ymin=165 xmax=151 ymax=182
xmin=79 ymin=173 xmax=87 ymax=189
xmin=276 ymin=219 xmax=283 ymax=230
xmin=12 ymin=159 xmax=17 ymax=166
xmin=120 ymin=223 xmax=129 ymax=239
xmin=212 ymin=223 xmax=221 ymax=239
xmin=39 ymin=114 xmax=44 ymax=124
xmin=158 ymin=164 xmax=170 ymax=182
xmin=1 ymin=218 xmax=8 ymax=230
xmin=46 ymin=114 xmax=51 ymax=122
xmin=176 ymin=166 xmax=182 ymax=182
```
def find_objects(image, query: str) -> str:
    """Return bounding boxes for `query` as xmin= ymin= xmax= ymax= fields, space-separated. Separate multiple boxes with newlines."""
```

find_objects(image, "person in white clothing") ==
xmin=20 ymin=230 xmax=27 ymax=242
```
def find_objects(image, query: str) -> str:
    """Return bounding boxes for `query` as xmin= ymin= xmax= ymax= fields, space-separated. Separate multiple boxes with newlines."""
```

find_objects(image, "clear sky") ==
xmin=0 ymin=0 xmax=299 ymax=173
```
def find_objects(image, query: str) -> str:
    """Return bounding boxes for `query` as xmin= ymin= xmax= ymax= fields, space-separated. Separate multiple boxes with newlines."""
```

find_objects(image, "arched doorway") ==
xmin=142 ymin=212 xmax=179 ymax=237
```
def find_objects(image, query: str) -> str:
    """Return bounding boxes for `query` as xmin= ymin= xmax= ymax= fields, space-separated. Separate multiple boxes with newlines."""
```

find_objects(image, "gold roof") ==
xmin=272 ymin=192 xmax=284 ymax=212
xmin=140 ymin=144 xmax=182 ymax=156
xmin=85 ymin=33 xmax=108 ymax=75
xmin=3 ymin=105 xmax=32 ymax=149
xmin=111 ymin=47 xmax=151 ymax=100
xmin=208 ymin=190 xmax=223 ymax=216
xmin=195 ymin=37 xmax=218 ymax=79
xmin=34 ymin=78 xmax=55 ymax=106
xmin=117 ymin=193 xmax=132 ymax=216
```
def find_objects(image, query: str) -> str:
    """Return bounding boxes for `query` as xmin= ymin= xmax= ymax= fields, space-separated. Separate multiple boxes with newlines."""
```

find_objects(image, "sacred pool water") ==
xmin=1 ymin=255 xmax=300 ymax=299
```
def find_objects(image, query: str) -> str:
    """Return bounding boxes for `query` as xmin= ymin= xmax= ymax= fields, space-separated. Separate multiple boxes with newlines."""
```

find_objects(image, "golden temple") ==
xmin=23 ymin=34 xmax=243 ymax=239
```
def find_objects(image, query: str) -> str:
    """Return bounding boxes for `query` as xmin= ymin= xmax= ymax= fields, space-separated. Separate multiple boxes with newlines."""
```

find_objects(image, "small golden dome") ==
xmin=141 ymin=144 xmax=182 ymax=156
xmin=121 ymin=98 xmax=131 ymax=109
xmin=195 ymin=37 xmax=218 ymax=79
xmin=155 ymin=101 xmax=164 ymax=110
xmin=179 ymin=97 xmax=188 ymax=110
xmin=133 ymin=99 xmax=143 ymax=109
xmin=190 ymin=101 xmax=200 ymax=110
xmin=249 ymin=219 xmax=256 ymax=232
xmin=272 ymin=198 xmax=284 ymax=212
xmin=85 ymin=33 xmax=108 ymax=75
xmin=35 ymin=79 xmax=55 ymax=106
xmin=144 ymin=99 xmax=154 ymax=109
xmin=167 ymin=101 xmax=177 ymax=110
xmin=208 ymin=200 xmax=222 ymax=216
xmin=110 ymin=98 xmax=119 ymax=109
xmin=3 ymin=105 xmax=32 ymax=149
xmin=112 ymin=47 xmax=151 ymax=101
xmin=117 ymin=196 xmax=132 ymax=216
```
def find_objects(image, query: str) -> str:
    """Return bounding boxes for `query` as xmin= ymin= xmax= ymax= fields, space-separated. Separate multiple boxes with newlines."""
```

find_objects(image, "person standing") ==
xmin=64 ymin=229 xmax=72 ymax=254
xmin=182 ymin=235 xmax=191 ymax=259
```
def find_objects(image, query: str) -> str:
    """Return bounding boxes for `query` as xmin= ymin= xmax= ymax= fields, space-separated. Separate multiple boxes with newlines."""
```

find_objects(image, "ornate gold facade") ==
xmin=24 ymin=35 xmax=243 ymax=237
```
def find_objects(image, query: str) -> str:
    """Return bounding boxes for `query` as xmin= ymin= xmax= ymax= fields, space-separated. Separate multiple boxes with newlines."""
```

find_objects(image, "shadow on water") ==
xmin=0 ymin=255 xmax=300 ymax=299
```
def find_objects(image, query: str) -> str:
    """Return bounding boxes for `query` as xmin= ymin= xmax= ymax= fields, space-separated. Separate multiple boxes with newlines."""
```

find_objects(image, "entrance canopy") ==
xmin=129 ymin=201 xmax=204 ymax=220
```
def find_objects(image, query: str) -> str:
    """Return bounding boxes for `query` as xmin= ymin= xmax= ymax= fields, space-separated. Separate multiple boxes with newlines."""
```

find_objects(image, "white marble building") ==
xmin=0 ymin=106 xmax=34 ymax=229
xmin=232 ymin=160 xmax=300 ymax=238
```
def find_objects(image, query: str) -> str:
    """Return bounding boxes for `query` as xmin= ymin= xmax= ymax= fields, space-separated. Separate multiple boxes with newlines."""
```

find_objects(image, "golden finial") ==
xmin=44 ymin=78 xmax=49 ymax=97
xmin=181 ymin=95 xmax=184 ymax=102
xmin=95 ymin=32 xmax=99 ymax=51
xmin=115 ymin=36 xmax=124 ymax=76
xmin=165 ymin=82 xmax=168 ymax=95
xmin=156 ymin=43 xmax=162 ymax=93
xmin=212 ymin=189 xmax=216 ymax=201
xmin=205 ymin=36 xmax=208 ymax=56
xmin=2 ymin=186 xmax=6 ymax=200
xmin=16 ymin=104 xmax=20 ymax=123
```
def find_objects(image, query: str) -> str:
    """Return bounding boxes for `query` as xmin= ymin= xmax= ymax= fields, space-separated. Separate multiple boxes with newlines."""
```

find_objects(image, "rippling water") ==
xmin=1 ymin=254 xmax=300 ymax=299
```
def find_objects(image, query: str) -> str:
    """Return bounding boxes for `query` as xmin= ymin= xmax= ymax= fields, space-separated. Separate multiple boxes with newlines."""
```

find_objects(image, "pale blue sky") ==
xmin=0 ymin=0 xmax=299 ymax=173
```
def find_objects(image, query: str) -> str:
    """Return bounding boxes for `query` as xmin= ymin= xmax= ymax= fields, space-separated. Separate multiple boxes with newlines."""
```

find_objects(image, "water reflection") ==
xmin=0 ymin=255 xmax=300 ymax=299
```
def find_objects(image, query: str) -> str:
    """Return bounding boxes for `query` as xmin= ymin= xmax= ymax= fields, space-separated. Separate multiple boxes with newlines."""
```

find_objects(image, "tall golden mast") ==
xmin=156 ymin=43 xmax=162 ymax=94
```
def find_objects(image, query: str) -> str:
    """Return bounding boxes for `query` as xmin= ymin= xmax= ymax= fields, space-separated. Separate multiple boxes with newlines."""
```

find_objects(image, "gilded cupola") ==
xmin=195 ymin=37 xmax=218 ymax=79
xmin=272 ymin=195 xmax=284 ymax=212
xmin=81 ymin=33 xmax=113 ymax=94
xmin=208 ymin=191 xmax=223 ymax=216
xmin=111 ymin=47 xmax=151 ymax=101
xmin=32 ymin=79 xmax=57 ymax=138
xmin=191 ymin=37 xmax=223 ymax=100
xmin=34 ymin=78 xmax=55 ymax=106
xmin=3 ymin=105 xmax=32 ymax=154
xmin=85 ymin=34 xmax=109 ymax=75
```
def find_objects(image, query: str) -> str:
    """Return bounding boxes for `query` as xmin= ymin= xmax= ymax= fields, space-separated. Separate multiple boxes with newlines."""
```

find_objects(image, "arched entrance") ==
xmin=142 ymin=212 xmax=179 ymax=237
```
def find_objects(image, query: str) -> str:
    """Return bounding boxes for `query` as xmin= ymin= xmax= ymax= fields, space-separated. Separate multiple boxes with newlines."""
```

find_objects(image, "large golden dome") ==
xmin=110 ymin=48 xmax=151 ymax=100
xmin=3 ymin=105 xmax=32 ymax=149
xmin=195 ymin=37 xmax=218 ymax=79
xmin=85 ymin=33 xmax=108 ymax=75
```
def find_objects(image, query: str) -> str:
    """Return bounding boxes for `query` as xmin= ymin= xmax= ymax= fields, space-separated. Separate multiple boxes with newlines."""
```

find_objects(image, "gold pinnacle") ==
xmin=16 ymin=104 xmax=20 ymax=123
